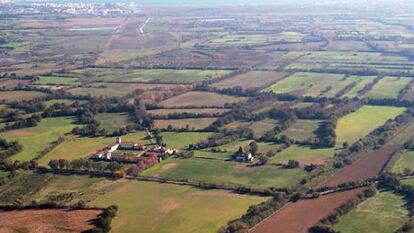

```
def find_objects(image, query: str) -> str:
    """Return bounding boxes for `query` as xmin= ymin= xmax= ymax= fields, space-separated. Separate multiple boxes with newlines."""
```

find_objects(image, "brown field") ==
xmin=63 ymin=17 xmax=127 ymax=27
xmin=0 ymin=91 xmax=45 ymax=102
xmin=0 ymin=79 xmax=31 ymax=89
xmin=148 ymin=108 xmax=230 ymax=116
xmin=250 ymin=188 xmax=364 ymax=233
xmin=131 ymin=48 xmax=270 ymax=69
xmin=154 ymin=118 xmax=217 ymax=130
xmin=321 ymin=144 xmax=399 ymax=188
xmin=212 ymin=71 xmax=288 ymax=89
xmin=160 ymin=91 xmax=247 ymax=108
xmin=0 ymin=208 xmax=101 ymax=233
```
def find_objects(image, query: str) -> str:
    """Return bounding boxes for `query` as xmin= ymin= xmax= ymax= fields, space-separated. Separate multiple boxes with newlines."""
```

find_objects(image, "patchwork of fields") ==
xmin=2 ymin=4 xmax=414 ymax=233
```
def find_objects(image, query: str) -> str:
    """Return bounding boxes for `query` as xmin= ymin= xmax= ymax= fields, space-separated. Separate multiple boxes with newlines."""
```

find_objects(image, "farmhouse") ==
xmin=233 ymin=147 xmax=253 ymax=163
xmin=91 ymin=137 xmax=175 ymax=162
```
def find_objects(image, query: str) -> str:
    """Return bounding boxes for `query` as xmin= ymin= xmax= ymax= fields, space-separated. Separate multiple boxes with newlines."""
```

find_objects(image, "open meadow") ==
xmin=336 ymin=105 xmax=405 ymax=146
xmin=334 ymin=191 xmax=409 ymax=233
xmin=142 ymin=157 xmax=307 ymax=189
xmin=0 ymin=117 xmax=79 ymax=161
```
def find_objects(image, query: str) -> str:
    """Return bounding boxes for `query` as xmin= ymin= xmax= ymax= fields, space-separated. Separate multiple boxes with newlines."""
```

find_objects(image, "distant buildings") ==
xmin=92 ymin=137 xmax=175 ymax=163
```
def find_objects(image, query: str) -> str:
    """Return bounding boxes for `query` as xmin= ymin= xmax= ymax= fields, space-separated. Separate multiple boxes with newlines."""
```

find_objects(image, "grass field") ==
xmin=0 ymin=117 xmax=79 ymax=161
xmin=0 ymin=91 xmax=45 ymax=102
xmin=223 ymin=118 xmax=278 ymax=139
xmin=211 ymin=71 xmax=287 ymax=89
xmin=95 ymin=112 xmax=133 ymax=132
xmin=143 ymin=157 xmax=307 ymax=189
xmin=154 ymin=118 xmax=217 ymax=130
xmin=70 ymin=68 xmax=230 ymax=84
xmin=334 ymin=191 xmax=408 ymax=233
xmin=160 ymin=91 xmax=247 ymax=108
xmin=364 ymin=76 xmax=411 ymax=99
xmin=35 ymin=76 xmax=79 ymax=85
xmin=342 ymin=76 xmax=377 ymax=98
xmin=66 ymin=87 xmax=128 ymax=98
xmin=264 ymin=72 xmax=350 ymax=97
xmin=390 ymin=150 xmax=414 ymax=173
xmin=91 ymin=180 xmax=267 ymax=233
xmin=0 ymin=171 xmax=52 ymax=205
xmin=268 ymin=145 xmax=334 ymax=165
xmin=336 ymin=105 xmax=405 ymax=146
xmin=33 ymin=174 xmax=121 ymax=205
xmin=280 ymin=120 xmax=321 ymax=141
xmin=193 ymin=140 xmax=254 ymax=160
xmin=38 ymin=132 xmax=149 ymax=166
xmin=162 ymin=132 xmax=213 ymax=150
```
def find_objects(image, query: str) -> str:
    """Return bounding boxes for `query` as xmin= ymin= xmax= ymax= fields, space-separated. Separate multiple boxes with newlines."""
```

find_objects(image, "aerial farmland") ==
xmin=1 ymin=1 xmax=414 ymax=233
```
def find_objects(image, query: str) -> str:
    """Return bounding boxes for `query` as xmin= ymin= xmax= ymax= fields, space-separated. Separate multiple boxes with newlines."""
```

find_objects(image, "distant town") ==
xmin=0 ymin=1 xmax=139 ymax=16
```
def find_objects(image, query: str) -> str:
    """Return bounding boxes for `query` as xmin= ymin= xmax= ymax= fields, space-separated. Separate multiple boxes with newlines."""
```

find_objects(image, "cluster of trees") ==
xmin=126 ymin=154 xmax=159 ymax=176
xmin=9 ymin=100 xmax=45 ymax=113
xmin=315 ymin=118 xmax=337 ymax=147
xmin=3 ymin=114 xmax=42 ymax=131
xmin=0 ymin=159 xmax=38 ymax=171
xmin=0 ymin=139 xmax=22 ymax=160
xmin=261 ymin=108 xmax=297 ymax=141
xmin=218 ymin=192 xmax=290 ymax=233
xmin=90 ymin=205 xmax=118 ymax=233
xmin=309 ymin=186 xmax=377 ymax=233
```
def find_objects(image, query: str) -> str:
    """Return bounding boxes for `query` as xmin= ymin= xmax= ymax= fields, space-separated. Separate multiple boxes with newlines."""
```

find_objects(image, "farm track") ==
xmin=250 ymin=188 xmax=365 ymax=233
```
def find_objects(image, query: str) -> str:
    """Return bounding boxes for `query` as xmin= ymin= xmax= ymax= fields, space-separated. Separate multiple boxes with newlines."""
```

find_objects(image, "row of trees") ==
xmin=47 ymin=159 xmax=124 ymax=177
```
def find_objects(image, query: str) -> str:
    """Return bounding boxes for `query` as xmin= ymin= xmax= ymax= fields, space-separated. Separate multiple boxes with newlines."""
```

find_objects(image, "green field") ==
xmin=66 ymin=87 xmax=128 ymax=98
xmin=91 ymin=180 xmax=267 ymax=233
xmin=0 ymin=171 xmax=52 ymax=205
xmin=70 ymin=68 xmax=230 ymax=84
xmin=280 ymin=119 xmax=321 ymax=141
xmin=0 ymin=117 xmax=80 ymax=161
xmin=143 ymin=157 xmax=307 ymax=188
xmin=154 ymin=118 xmax=217 ymax=130
xmin=364 ymin=76 xmax=412 ymax=99
xmin=35 ymin=76 xmax=79 ymax=85
xmin=38 ymin=132 xmax=149 ymax=166
xmin=336 ymin=105 xmax=405 ymax=145
xmin=334 ymin=191 xmax=409 ymax=233
xmin=342 ymin=76 xmax=377 ymax=98
xmin=390 ymin=150 xmax=414 ymax=173
xmin=268 ymin=145 xmax=334 ymax=165
xmin=95 ymin=112 xmax=133 ymax=133
xmin=193 ymin=140 xmax=254 ymax=160
xmin=162 ymin=132 xmax=214 ymax=150
xmin=223 ymin=118 xmax=278 ymax=139
xmin=264 ymin=72 xmax=350 ymax=97
xmin=33 ymin=174 xmax=119 ymax=205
